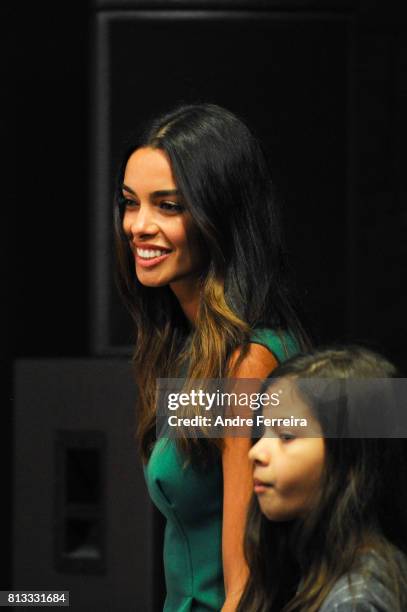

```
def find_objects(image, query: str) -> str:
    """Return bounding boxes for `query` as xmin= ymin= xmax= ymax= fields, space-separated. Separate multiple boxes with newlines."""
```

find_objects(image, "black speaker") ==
xmin=13 ymin=359 xmax=154 ymax=611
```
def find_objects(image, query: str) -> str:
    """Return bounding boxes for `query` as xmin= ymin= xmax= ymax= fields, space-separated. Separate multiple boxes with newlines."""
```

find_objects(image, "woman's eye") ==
xmin=159 ymin=201 xmax=185 ymax=213
xmin=122 ymin=197 xmax=138 ymax=209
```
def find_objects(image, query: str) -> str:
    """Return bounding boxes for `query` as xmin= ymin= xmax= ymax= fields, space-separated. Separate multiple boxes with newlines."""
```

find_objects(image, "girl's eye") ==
xmin=159 ymin=201 xmax=185 ymax=213
xmin=279 ymin=432 xmax=296 ymax=442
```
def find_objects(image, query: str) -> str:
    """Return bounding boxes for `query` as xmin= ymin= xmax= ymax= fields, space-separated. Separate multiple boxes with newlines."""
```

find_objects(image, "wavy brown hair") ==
xmin=238 ymin=346 xmax=407 ymax=611
xmin=114 ymin=103 xmax=310 ymax=462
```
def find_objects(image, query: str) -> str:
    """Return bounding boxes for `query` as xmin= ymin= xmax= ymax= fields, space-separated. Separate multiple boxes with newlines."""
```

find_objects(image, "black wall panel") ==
xmin=91 ymin=8 xmax=349 ymax=354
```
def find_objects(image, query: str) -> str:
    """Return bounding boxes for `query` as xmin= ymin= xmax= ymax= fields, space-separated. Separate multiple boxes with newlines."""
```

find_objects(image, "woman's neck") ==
xmin=169 ymin=277 xmax=202 ymax=326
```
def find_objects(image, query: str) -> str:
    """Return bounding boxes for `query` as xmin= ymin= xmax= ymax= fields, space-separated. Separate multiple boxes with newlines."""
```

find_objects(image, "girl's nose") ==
xmin=248 ymin=439 xmax=270 ymax=465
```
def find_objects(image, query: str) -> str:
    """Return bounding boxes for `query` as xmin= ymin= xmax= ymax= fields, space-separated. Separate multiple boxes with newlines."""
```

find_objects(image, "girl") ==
xmin=241 ymin=346 xmax=407 ymax=611
xmin=114 ymin=103 xmax=309 ymax=611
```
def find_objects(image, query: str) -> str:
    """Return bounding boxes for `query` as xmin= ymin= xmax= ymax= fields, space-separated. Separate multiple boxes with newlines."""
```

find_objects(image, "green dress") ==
xmin=143 ymin=329 xmax=299 ymax=611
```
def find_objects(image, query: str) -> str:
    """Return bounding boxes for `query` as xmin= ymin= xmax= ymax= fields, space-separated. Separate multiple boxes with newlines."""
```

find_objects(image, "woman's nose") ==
xmin=126 ymin=205 xmax=159 ymax=238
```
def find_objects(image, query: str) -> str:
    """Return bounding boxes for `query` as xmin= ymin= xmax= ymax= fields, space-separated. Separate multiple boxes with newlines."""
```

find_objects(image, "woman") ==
xmin=114 ymin=103 xmax=309 ymax=611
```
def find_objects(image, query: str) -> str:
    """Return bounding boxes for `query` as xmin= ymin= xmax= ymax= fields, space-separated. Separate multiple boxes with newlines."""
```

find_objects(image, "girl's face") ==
xmin=122 ymin=147 xmax=205 ymax=290
xmin=249 ymin=377 xmax=325 ymax=522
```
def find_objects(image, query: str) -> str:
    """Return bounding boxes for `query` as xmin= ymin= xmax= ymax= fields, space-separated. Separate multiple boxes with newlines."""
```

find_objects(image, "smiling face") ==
xmin=122 ymin=147 xmax=206 ymax=293
xmin=249 ymin=377 xmax=325 ymax=522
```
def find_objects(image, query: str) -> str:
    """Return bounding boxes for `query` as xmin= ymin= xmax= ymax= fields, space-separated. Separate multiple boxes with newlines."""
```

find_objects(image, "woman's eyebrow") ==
xmin=151 ymin=189 xmax=180 ymax=198
xmin=121 ymin=184 xmax=180 ymax=198
xmin=122 ymin=183 xmax=136 ymax=194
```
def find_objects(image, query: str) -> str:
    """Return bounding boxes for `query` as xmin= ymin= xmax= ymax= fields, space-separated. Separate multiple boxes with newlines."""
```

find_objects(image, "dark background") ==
xmin=5 ymin=0 xmax=407 ymax=608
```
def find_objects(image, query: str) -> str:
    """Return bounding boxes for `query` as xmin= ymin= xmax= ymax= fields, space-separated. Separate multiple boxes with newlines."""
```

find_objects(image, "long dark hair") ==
xmin=239 ymin=346 xmax=407 ymax=611
xmin=113 ymin=103 xmax=310 ymax=460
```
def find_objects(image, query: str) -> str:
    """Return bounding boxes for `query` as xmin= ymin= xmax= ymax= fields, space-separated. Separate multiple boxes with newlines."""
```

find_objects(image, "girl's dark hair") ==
xmin=239 ymin=346 xmax=407 ymax=612
xmin=113 ymin=103 xmax=310 ymax=461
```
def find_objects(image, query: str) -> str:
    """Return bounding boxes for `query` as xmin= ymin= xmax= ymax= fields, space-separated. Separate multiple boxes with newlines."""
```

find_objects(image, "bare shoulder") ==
xmin=229 ymin=342 xmax=278 ymax=378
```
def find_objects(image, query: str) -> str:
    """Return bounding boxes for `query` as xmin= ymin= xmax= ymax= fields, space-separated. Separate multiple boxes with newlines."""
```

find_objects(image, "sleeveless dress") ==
xmin=144 ymin=329 xmax=299 ymax=611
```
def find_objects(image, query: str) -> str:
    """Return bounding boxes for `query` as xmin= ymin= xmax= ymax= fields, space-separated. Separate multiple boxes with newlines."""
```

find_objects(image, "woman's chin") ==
xmin=134 ymin=267 xmax=166 ymax=286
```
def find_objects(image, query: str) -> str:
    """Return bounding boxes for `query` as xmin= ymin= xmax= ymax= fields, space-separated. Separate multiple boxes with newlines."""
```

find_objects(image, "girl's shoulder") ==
xmin=249 ymin=327 xmax=300 ymax=364
xmin=319 ymin=550 xmax=407 ymax=612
